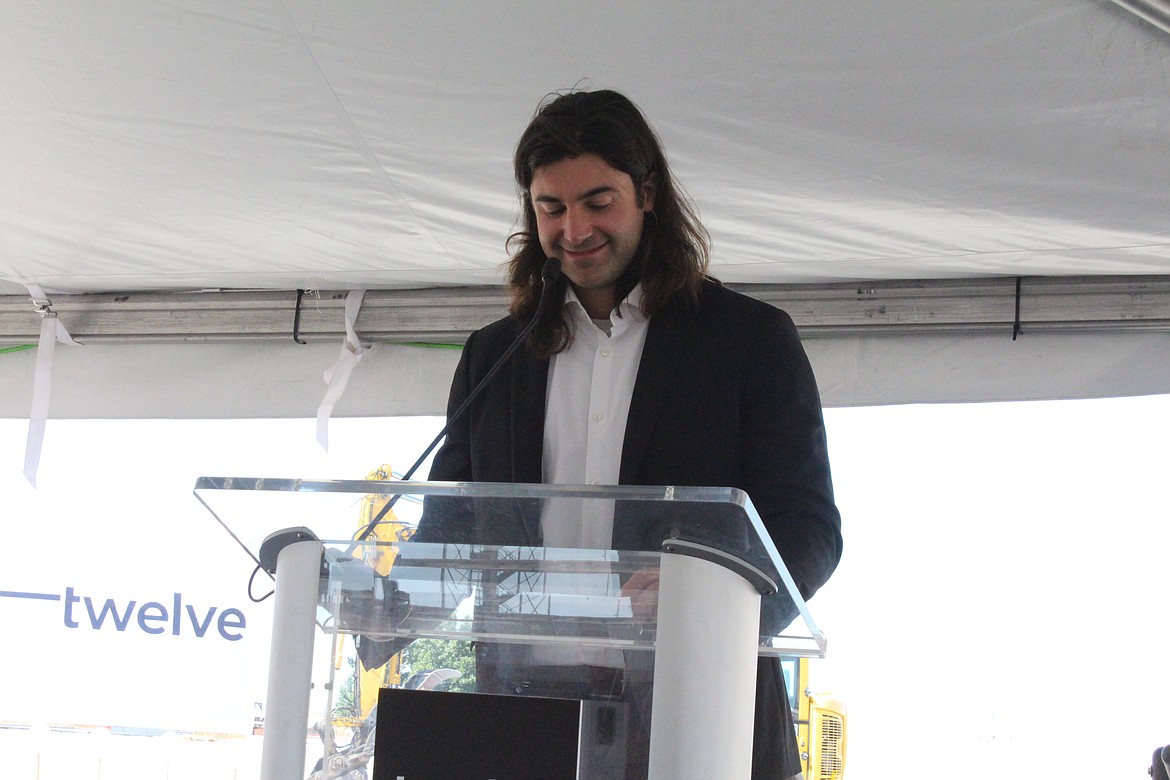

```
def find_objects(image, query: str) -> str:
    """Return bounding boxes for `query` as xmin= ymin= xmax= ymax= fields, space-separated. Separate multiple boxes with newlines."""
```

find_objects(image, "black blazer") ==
xmin=419 ymin=280 xmax=842 ymax=602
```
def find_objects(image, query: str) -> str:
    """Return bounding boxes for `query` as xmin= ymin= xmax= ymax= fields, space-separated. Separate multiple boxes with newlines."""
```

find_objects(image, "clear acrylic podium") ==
xmin=194 ymin=477 xmax=826 ymax=780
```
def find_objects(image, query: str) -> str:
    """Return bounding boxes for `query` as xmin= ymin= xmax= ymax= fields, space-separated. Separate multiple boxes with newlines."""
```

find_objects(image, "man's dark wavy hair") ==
xmin=507 ymin=89 xmax=711 ymax=356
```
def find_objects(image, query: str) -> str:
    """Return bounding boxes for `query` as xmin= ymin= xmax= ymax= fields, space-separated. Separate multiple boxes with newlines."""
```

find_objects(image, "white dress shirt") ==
xmin=542 ymin=284 xmax=649 ymax=547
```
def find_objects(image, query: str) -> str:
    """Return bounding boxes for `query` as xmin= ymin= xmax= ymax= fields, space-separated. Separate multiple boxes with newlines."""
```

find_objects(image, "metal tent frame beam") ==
xmin=3 ymin=276 xmax=1170 ymax=346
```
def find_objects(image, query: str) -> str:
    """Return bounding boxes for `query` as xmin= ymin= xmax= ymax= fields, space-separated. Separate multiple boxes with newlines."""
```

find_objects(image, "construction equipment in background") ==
xmin=783 ymin=656 xmax=847 ymax=780
xmin=350 ymin=465 xmax=414 ymax=721
xmin=310 ymin=466 xmax=417 ymax=780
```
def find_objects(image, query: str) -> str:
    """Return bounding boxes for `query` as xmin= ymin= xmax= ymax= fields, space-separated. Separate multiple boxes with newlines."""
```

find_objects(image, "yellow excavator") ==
xmin=310 ymin=466 xmax=416 ymax=780
xmin=347 ymin=464 xmax=414 ymax=722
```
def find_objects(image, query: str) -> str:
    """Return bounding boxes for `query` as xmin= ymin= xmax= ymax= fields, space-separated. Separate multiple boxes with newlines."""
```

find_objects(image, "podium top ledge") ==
xmin=192 ymin=475 xmax=826 ymax=657
xmin=193 ymin=476 xmax=751 ymax=505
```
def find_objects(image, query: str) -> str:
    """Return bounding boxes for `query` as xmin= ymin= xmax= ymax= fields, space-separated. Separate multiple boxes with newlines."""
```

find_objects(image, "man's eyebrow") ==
xmin=533 ymin=185 xmax=619 ymax=204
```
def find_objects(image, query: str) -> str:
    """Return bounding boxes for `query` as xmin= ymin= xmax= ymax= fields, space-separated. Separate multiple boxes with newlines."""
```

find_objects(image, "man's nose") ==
xmin=562 ymin=207 xmax=593 ymax=245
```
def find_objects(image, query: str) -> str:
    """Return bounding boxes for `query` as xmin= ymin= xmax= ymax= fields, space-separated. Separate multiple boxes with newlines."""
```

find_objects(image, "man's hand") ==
xmin=622 ymin=568 xmax=660 ymax=621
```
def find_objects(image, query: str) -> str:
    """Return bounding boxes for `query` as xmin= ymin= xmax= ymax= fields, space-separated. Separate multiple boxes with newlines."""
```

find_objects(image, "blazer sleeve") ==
xmin=741 ymin=306 xmax=843 ymax=607
xmin=410 ymin=328 xmax=479 ymax=545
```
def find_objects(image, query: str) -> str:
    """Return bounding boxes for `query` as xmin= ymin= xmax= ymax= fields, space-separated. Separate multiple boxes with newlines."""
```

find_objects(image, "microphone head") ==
xmin=541 ymin=257 xmax=562 ymax=283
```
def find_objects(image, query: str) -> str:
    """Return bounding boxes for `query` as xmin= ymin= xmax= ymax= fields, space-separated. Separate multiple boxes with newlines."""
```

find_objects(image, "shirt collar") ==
xmin=563 ymin=283 xmax=647 ymax=322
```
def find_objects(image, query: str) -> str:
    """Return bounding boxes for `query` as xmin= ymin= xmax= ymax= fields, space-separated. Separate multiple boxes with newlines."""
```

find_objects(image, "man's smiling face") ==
xmin=529 ymin=153 xmax=655 ymax=318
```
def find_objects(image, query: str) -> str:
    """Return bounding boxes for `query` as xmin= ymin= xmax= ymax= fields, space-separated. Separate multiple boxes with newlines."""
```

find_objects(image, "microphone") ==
xmin=350 ymin=257 xmax=563 ymax=545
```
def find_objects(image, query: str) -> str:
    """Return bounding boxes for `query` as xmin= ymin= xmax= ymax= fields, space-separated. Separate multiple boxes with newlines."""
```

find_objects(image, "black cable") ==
xmin=248 ymin=563 xmax=275 ymax=603
xmin=347 ymin=258 xmax=563 ymax=550
xmin=1012 ymin=277 xmax=1023 ymax=341
xmin=294 ymin=289 xmax=309 ymax=344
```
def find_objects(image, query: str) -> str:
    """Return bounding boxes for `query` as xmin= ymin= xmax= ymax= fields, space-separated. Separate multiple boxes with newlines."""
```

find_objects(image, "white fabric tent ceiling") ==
xmin=2 ymin=0 xmax=1169 ymax=417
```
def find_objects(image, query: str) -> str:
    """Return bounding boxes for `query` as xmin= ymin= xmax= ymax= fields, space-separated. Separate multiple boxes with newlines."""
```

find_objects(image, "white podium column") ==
xmin=648 ymin=551 xmax=762 ymax=780
xmin=260 ymin=538 xmax=323 ymax=780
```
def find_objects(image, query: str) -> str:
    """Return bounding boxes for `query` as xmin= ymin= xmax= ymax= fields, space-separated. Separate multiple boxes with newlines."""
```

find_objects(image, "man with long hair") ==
xmin=419 ymin=89 xmax=842 ymax=779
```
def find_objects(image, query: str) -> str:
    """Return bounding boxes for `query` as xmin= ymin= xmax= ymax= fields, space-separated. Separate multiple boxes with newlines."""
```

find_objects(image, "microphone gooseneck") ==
xmin=350 ymin=258 xmax=563 ymax=546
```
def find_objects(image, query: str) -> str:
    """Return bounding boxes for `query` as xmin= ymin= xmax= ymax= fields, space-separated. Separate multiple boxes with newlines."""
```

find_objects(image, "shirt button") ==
xmin=600 ymin=348 xmax=610 ymax=357
xmin=593 ymin=412 xmax=604 ymax=422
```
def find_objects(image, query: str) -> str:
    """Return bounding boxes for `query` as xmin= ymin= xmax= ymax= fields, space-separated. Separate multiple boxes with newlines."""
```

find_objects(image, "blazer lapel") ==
xmin=509 ymin=345 xmax=548 ymax=485
xmin=620 ymin=317 xmax=688 ymax=483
